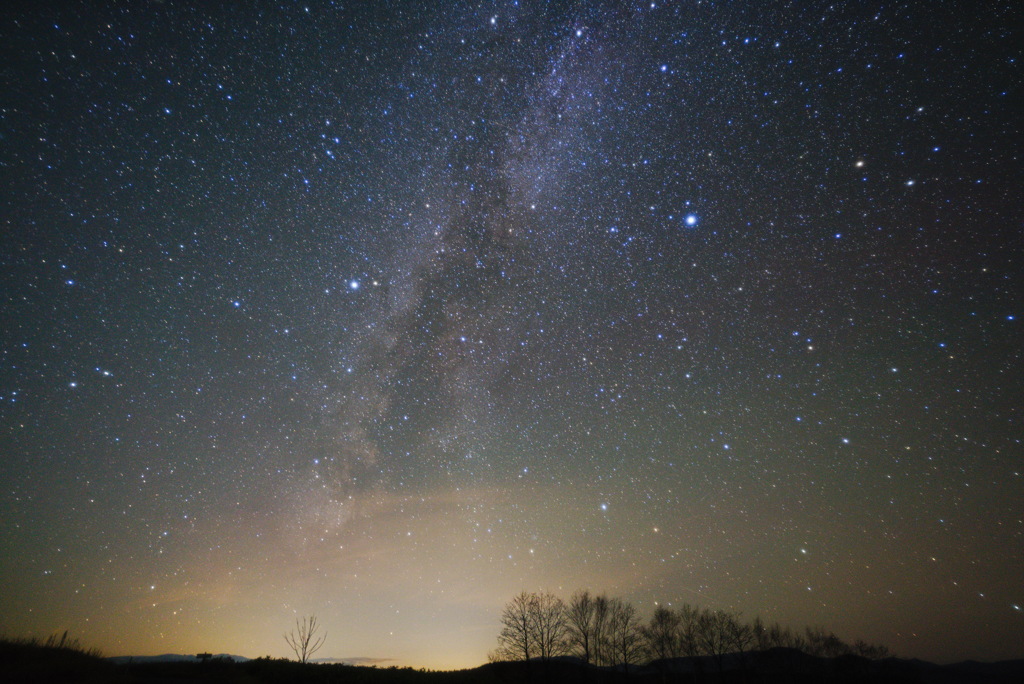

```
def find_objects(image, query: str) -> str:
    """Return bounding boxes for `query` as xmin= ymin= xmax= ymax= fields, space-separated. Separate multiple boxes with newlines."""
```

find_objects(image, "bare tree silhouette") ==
xmin=591 ymin=594 xmax=612 ymax=666
xmin=284 ymin=615 xmax=327 ymax=664
xmin=494 ymin=591 xmax=535 ymax=662
xmin=492 ymin=590 xmax=569 ymax=662
xmin=494 ymin=589 xmax=895 ymax=676
xmin=607 ymin=599 xmax=644 ymax=674
xmin=641 ymin=605 xmax=683 ymax=662
xmin=533 ymin=591 xmax=568 ymax=661
xmin=566 ymin=590 xmax=597 ymax=664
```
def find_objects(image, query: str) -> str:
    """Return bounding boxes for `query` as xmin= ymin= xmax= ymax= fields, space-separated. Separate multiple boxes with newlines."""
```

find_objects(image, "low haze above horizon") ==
xmin=1 ymin=0 xmax=1020 ymax=670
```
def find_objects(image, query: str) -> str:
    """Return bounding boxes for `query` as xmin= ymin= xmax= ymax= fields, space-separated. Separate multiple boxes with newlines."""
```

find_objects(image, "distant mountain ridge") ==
xmin=100 ymin=649 xmax=1024 ymax=682
xmin=106 ymin=652 xmax=249 ymax=664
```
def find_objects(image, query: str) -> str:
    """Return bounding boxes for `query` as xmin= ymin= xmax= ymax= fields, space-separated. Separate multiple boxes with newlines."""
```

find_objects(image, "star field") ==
xmin=1 ymin=0 xmax=1021 ymax=669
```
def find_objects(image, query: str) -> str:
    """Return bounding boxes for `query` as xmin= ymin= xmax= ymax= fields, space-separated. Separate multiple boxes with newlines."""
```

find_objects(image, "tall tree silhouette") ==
xmin=641 ymin=605 xmax=682 ymax=662
xmin=533 ymin=591 xmax=568 ymax=661
xmin=494 ymin=591 xmax=536 ymax=661
xmin=592 ymin=594 xmax=612 ymax=666
xmin=608 ymin=599 xmax=644 ymax=674
xmin=566 ymin=590 xmax=597 ymax=664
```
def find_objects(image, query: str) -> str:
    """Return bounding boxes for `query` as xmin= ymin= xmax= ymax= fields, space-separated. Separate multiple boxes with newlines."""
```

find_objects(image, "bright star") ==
xmin=684 ymin=214 xmax=698 ymax=226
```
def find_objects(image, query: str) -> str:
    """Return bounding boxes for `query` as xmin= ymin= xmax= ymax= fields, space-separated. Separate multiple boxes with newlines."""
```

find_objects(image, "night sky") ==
xmin=1 ymin=0 xmax=1021 ymax=670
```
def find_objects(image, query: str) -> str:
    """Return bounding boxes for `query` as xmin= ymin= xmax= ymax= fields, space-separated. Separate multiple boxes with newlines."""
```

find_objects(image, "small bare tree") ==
xmin=853 ymin=639 xmax=891 ymax=659
xmin=285 ymin=615 xmax=327 ymax=664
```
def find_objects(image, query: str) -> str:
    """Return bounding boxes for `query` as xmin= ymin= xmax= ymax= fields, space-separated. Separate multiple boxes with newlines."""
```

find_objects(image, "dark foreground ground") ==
xmin=3 ymin=639 xmax=1023 ymax=684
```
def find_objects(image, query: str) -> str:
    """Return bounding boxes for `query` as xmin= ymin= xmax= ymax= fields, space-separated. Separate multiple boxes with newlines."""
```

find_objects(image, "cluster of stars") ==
xmin=0 ymin=0 xmax=1020 ymax=670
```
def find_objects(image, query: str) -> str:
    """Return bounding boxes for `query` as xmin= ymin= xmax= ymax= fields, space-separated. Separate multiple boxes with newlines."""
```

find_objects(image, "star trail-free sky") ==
xmin=1 ymin=0 xmax=1021 ymax=669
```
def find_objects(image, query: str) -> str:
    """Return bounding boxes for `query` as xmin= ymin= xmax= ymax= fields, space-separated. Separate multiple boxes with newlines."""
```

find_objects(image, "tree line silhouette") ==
xmin=4 ymin=622 xmax=1010 ymax=684
xmin=492 ymin=590 xmax=890 ymax=675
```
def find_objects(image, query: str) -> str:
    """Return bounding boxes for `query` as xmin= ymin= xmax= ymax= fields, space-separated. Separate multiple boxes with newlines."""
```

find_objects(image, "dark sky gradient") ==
xmin=1 ymin=0 xmax=1020 ymax=669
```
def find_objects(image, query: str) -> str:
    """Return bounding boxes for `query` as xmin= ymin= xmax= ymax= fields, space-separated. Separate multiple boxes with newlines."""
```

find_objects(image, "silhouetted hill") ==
xmin=3 ymin=639 xmax=1023 ymax=684
xmin=0 ymin=637 xmax=118 ymax=684
xmin=471 ymin=653 xmax=1024 ymax=684
xmin=884 ymin=657 xmax=1024 ymax=684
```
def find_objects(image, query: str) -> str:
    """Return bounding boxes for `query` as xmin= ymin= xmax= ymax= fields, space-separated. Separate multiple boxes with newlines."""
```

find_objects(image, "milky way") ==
xmin=1 ymin=1 xmax=1020 ymax=669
